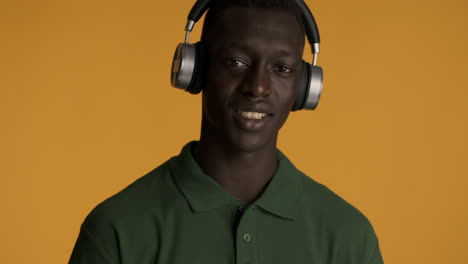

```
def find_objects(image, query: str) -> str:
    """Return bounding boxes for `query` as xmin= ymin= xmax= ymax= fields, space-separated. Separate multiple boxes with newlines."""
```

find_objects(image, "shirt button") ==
xmin=243 ymin=233 xmax=252 ymax=242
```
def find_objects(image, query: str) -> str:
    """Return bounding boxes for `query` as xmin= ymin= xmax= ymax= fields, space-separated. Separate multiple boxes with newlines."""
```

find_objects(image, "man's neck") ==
xmin=192 ymin=138 xmax=278 ymax=203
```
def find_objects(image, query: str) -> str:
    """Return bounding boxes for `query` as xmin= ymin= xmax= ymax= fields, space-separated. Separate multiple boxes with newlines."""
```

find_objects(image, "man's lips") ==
xmin=231 ymin=108 xmax=271 ymax=131
xmin=229 ymin=104 xmax=275 ymax=132
xmin=231 ymin=105 xmax=274 ymax=118
xmin=234 ymin=109 xmax=269 ymax=120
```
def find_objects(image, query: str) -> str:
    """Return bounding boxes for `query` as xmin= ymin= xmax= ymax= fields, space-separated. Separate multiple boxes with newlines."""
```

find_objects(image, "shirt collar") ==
xmin=168 ymin=141 xmax=302 ymax=220
xmin=254 ymin=148 xmax=302 ymax=220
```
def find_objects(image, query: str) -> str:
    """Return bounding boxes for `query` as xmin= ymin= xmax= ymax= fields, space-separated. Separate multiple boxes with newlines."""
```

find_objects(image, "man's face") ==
xmin=201 ymin=7 xmax=305 ymax=152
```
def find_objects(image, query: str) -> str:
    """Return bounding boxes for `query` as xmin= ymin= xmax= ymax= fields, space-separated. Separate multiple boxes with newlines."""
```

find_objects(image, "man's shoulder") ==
xmin=297 ymin=171 xmax=375 ymax=235
xmin=82 ymin=158 xmax=181 ymax=231
xmin=70 ymin=157 xmax=187 ymax=262
xmin=295 ymin=171 xmax=383 ymax=263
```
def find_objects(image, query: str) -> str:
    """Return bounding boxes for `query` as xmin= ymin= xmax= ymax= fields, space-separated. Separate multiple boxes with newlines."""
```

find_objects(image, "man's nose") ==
xmin=240 ymin=66 xmax=272 ymax=98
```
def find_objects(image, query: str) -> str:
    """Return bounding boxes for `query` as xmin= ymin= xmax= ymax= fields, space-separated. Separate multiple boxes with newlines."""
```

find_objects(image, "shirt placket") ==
xmin=235 ymin=204 xmax=258 ymax=264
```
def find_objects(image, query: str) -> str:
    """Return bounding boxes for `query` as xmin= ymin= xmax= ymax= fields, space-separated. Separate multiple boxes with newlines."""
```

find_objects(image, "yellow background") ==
xmin=2 ymin=0 xmax=467 ymax=263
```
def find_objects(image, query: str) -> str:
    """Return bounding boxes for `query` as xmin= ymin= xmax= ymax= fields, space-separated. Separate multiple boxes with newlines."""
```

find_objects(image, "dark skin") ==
xmin=193 ymin=7 xmax=305 ymax=202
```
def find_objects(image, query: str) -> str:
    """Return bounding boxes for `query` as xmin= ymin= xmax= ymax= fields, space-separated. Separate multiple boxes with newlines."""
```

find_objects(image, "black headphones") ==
xmin=171 ymin=0 xmax=323 ymax=111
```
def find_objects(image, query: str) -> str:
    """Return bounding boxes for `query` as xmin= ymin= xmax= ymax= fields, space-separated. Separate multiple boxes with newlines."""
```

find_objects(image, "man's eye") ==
xmin=274 ymin=65 xmax=293 ymax=73
xmin=225 ymin=59 xmax=248 ymax=69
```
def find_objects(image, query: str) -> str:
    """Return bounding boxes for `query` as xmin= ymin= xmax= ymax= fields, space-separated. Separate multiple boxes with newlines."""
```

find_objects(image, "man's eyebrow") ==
xmin=219 ymin=41 xmax=251 ymax=52
xmin=272 ymin=49 xmax=301 ymax=59
xmin=220 ymin=42 xmax=301 ymax=59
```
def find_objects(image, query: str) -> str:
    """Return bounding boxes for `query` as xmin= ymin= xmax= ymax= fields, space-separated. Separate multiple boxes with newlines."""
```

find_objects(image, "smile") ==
xmin=232 ymin=108 xmax=272 ymax=131
xmin=237 ymin=111 xmax=267 ymax=120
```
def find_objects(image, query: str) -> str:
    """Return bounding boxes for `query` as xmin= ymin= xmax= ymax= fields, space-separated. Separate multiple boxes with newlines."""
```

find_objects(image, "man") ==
xmin=70 ymin=0 xmax=383 ymax=263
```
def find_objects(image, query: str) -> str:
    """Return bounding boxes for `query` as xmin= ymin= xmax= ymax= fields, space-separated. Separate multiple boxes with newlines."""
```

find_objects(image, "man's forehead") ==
xmin=205 ymin=6 xmax=305 ymax=48
xmin=211 ymin=6 xmax=302 ymax=29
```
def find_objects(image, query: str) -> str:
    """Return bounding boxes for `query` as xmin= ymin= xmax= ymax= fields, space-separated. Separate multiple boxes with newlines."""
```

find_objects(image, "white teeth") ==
xmin=238 ymin=111 xmax=267 ymax=120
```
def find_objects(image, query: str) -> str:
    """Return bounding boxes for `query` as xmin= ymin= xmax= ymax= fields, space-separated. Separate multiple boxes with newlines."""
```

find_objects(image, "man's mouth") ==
xmin=236 ymin=110 xmax=268 ymax=120
xmin=231 ymin=107 xmax=273 ymax=131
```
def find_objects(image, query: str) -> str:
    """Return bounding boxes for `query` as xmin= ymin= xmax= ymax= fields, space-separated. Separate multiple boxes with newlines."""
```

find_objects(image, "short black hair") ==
xmin=200 ymin=0 xmax=305 ymax=42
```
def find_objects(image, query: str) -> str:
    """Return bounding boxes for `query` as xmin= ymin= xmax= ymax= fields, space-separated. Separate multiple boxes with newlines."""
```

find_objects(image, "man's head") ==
xmin=201 ymin=0 xmax=305 ymax=43
xmin=199 ymin=0 xmax=306 ymax=153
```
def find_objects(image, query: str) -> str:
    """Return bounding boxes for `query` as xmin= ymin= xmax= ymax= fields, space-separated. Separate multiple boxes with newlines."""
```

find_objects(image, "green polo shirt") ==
xmin=69 ymin=141 xmax=383 ymax=264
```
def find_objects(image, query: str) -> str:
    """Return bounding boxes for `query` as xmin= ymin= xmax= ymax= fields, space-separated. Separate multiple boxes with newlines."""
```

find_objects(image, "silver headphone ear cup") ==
xmin=303 ymin=65 xmax=323 ymax=110
xmin=171 ymin=43 xmax=197 ymax=90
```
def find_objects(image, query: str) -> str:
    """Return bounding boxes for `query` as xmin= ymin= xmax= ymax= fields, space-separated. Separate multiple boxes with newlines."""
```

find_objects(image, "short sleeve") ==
xmin=68 ymin=224 xmax=118 ymax=264
xmin=365 ymin=224 xmax=384 ymax=264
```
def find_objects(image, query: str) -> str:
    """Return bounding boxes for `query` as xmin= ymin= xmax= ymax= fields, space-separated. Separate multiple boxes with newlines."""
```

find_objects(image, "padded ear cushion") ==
xmin=292 ymin=61 xmax=310 ymax=111
xmin=186 ymin=42 xmax=205 ymax=94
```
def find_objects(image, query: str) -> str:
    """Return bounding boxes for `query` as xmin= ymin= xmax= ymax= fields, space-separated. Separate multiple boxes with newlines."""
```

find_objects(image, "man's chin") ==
xmin=225 ymin=133 xmax=277 ymax=154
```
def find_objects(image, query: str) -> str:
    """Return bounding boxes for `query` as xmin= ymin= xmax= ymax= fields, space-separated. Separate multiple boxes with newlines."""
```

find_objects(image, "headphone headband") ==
xmin=185 ymin=0 xmax=320 ymax=55
xmin=187 ymin=0 xmax=210 ymax=23
xmin=294 ymin=0 xmax=320 ymax=45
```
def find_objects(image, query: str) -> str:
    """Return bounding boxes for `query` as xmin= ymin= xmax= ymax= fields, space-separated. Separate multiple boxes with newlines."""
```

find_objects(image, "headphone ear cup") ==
xmin=186 ymin=42 xmax=205 ymax=94
xmin=292 ymin=62 xmax=323 ymax=111
xmin=292 ymin=61 xmax=310 ymax=111
xmin=303 ymin=65 xmax=323 ymax=110
xmin=171 ymin=43 xmax=196 ymax=91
